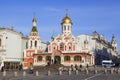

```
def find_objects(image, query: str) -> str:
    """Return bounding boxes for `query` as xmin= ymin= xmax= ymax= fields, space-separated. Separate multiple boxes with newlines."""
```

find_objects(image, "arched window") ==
xmin=35 ymin=41 xmax=37 ymax=47
xmin=64 ymin=56 xmax=71 ymax=61
xmin=60 ymin=43 xmax=64 ymax=51
xmin=0 ymin=38 xmax=1 ymax=46
xmin=68 ymin=26 xmax=69 ymax=30
xmin=74 ymin=56 xmax=82 ymax=61
xmin=68 ymin=43 xmax=72 ymax=51
xmin=31 ymin=41 xmax=32 ymax=47
xmin=64 ymin=26 xmax=66 ymax=30
xmin=53 ymin=47 xmax=55 ymax=50
xmin=46 ymin=56 xmax=51 ymax=61
xmin=52 ymin=43 xmax=56 ymax=50
xmin=69 ymin=46 xmax=71 ymax=50
xmin=37 ymin=56 xmax=42 ymax=61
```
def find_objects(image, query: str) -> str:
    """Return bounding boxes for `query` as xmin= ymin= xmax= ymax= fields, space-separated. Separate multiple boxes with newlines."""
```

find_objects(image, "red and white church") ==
xmin=23 ymin=12 xmax=94 ymax=69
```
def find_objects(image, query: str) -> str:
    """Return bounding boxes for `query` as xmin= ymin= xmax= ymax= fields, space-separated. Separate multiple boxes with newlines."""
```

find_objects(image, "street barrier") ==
xmin=2 ymin=67 xmax=120 ymax=78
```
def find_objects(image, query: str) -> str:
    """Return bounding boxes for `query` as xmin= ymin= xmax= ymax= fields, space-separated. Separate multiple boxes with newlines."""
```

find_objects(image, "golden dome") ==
xmin=61 ymin=16 xmax=72 ymax=24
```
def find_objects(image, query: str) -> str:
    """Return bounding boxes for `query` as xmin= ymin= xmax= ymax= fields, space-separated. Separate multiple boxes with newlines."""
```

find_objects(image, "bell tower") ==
xmin=111 ymin=34 xmax=118 ymax=52
xmin=61 ymin=9 xmax=73 ymax=36
xmin=27 ymin=17 xmax=41 ymax=49
xmin=23 ymin=16 xmax=42 ymax=69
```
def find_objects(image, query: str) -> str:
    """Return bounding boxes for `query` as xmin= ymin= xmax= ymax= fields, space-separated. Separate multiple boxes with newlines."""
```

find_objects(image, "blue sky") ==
xmin=0 ymin=0 xmax=120 ymax=52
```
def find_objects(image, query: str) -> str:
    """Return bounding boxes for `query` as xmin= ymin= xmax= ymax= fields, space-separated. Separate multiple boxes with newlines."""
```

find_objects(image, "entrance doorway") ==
xmin=30 ymin=63 xmax=33 ymax=69
xmin=4 ymin=62 xmax=20 ymax=70
xmin=54 ymin=56 xmax=61 ymax=64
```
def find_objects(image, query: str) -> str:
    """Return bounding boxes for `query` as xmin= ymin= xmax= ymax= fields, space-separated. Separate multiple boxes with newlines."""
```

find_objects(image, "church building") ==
xmin=23 ymin=11 xmax=93 ymax=69
xmin=23 ymin=11 xmax=118 ymax=69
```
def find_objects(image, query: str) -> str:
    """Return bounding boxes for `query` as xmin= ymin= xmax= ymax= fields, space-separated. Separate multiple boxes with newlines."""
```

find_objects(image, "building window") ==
xmin=26 ymin=42 xmax=28 ymax=49
xmin=0 ymin=38 xmax=1 ymax=46
xmin=31 ymin=41 xmax=32 ymax=47
xmin=52 ymin=43 xmax=56 ymax=50
xmin=46 ymin=56 xmax=51 ymax=61
xmin=64 ymin=26 xmax=66 ymax=30
xmin=60 ymin=43 xmax=64 ymax=51
xmin=69 ymin=46 xmax=71 ymax=50
xmin=64 ymin=56 xmax=70 ymax=61
xmin=74 ymin=56 xmax=82 ymax=61
xmin=68 ymin=26 xmax=69 ymax=30
xmin=35 ymin=41 xmax=37 ymax=47
xmin=37 ymin=56 xmax=42 ymax=61
xmin=68 ymin=43 xmax=72 ymax=51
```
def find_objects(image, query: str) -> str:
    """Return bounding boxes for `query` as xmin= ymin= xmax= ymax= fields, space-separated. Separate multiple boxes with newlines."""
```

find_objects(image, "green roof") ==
xmin=84 ymin=40 xmax=89 ymax=44
xmin=31 ymin=26 xmax=38 ymax=32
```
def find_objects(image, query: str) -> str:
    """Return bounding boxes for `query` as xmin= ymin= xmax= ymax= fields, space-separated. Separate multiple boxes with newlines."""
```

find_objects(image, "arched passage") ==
xmin=54 ymin=56 xmax=61 ymax=64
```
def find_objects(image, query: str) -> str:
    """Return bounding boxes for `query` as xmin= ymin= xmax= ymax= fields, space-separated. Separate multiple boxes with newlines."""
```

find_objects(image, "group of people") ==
xmin=47 ymin=59 xmax=60 ymax=66
xmin=1 ymin=64 xmax=23 ymax=72
xmin=70 ymin=64 xmax=89 ymax=71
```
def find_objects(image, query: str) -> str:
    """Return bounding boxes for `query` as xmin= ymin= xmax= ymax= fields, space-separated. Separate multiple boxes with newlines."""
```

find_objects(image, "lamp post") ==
xmin=84 ymin=52 xmax=86 ymax=66
xmin=0 ymin=45 xmax=6 ymax=69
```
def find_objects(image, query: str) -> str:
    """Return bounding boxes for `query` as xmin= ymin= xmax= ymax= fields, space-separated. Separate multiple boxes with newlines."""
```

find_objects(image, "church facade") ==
xmin=23 ymin=12 xmax=118 ymax=69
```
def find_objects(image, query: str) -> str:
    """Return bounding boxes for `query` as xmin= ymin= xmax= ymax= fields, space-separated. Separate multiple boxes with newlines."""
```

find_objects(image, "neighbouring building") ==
xmin=0 ymin=27 xmax=25 ymax=70
xmin=91 ymin=31 xmax=118 ymax=65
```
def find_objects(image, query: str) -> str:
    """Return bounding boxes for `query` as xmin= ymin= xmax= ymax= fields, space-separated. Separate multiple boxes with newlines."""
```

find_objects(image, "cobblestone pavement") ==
xmin=0 ymin=67 xmax=120 ymax=80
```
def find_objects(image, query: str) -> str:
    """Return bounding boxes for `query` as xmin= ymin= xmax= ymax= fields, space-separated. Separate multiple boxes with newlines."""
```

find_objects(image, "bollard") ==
xmin=68 ymin=70 xmax=71 ymax=75
xmin=114 ymin=68 xmax=117 ymax=73
xmin=75 ymin=70 xmax=78 ymax=75
xmin=117 ymin=69 xmax=120 ymax=74
xmin=79 ymin=68 xmax=81 ymax=71
xmin=14 ymin=71 xmax=18 ymax=77
xmin=104 ymin=69 xmax=107 ymax=74
xmin=69 ymin=68 xmax=72 ymax=71
xmin=36 ymin=71 xmax=39 ymax=76
xmin=115 ymin=69 xmax=118 ymax=73
xmin=86 ymin=69 xmax=89 ymax=74
xmin=112 ymin=68 xmax=115 ymax=72
xmin=110 ymin=69 xmax=113 ymax=74
xmin=94 ymin=70 xmax=97 ymax=74
xmin=23 ymin=71 xmax=26 ymax=77
xmin=3 ymin=71 xmax=6 ymax=77
xmin=47 ymin=70 xmax=51 ymax=76
xmin=116 ymin=69 xmax=118 ymax=74
xmin=59 ymin=70 xmax=62 ymax=75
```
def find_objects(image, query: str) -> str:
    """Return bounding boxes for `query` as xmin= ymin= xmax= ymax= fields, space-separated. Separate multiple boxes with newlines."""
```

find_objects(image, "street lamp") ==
xmin=84 ymin=51 xmax=86 ymax=66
